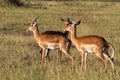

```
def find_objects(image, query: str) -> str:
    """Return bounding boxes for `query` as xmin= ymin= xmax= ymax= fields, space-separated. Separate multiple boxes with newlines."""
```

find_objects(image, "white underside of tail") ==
xmin=110 ymin=47 xmax=115 ymax=59
xmin=109 ymin=43 xmax=115 ymax=59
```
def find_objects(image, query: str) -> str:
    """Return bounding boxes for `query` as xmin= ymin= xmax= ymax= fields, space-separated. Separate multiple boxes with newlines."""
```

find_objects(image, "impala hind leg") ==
xmin=57 ymin=49 xmax=62 ymax=63
xmin=103 ymin=53 xmax=114 ymax=71
xmin=62 ymin=49 xmax=75 ymax=71
xmin=95 ymin=51 xmax=114 ymax=71
xmin=95 ymin=52 xmax=108 ymax=71
xmin=69 ymin=51 xmax=75 ymax=71
xmin=103 ymin=50 xmax=114 ymax=71
xmin=69 ymin=52 xmax=75 ymax=72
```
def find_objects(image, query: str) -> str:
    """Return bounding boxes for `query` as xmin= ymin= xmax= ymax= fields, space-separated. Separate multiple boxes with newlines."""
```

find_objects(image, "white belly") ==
xmin=77 ymin=44 xmax=97 ymax=53
xmin=84 ymin=44 xmax=97 ymax=53
xmin=47 ymin=43 xmax=59 ymax=49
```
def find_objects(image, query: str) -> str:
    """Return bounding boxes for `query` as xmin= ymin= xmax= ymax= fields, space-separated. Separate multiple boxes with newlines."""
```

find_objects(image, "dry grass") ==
xmin=0 ymin=1 xmax=120 ymax=80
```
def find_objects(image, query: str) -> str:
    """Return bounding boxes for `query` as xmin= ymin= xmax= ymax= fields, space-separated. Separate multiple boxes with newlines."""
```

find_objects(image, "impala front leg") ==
xmin=81 ymin=52 xmax=85 ymax=71
xmin=41 ymin=48 xmax=46 ymax=65
xmin=45 ymin=49 xmax=50 ymax=62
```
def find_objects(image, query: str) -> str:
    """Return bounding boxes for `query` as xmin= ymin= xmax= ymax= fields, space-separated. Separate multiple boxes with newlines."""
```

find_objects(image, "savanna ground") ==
xmin=0 ymin=0 xmax=120 ymax=80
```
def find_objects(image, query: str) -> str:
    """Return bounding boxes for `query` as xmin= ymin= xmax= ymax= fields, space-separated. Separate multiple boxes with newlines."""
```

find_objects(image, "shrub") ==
xmin=0 ymin=0 xmax=23 ymax=7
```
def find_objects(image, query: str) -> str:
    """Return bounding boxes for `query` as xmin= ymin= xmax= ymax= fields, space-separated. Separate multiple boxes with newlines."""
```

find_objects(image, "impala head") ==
xmin=61 ymin=18 xmax=72 ymax=29
xmin=27 ymin=17 xmax=39 ymax=32
xmin=64 ymin=18 xmax=81 ymax=32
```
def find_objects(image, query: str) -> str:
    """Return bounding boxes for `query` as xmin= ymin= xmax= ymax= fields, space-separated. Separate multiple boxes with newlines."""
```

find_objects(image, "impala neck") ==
xmin=33 ymin=26 xmax=40 ymax=41
xmin=70 ymin=27 xmax=77 ymax=43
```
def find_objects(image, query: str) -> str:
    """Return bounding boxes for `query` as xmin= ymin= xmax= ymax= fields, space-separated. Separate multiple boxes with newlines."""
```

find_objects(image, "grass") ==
xmin=0 ymin=0 xmax=120 ymax=80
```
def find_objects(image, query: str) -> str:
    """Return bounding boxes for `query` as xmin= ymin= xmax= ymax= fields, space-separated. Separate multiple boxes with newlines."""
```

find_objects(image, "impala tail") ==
xmin=108 ymin=43 xmax=115 ymax=61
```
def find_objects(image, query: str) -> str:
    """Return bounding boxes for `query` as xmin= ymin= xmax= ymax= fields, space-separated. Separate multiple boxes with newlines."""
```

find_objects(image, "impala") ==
xmin=27 ymin=18 xmax=74 ymax=68
xmin=40 ymin=18 xmax=71 ymax=62
xmin=64 ymin=18 xmax=115 ymax=71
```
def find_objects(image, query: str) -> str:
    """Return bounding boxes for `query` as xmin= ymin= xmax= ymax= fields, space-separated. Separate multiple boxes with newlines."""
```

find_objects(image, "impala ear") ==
xmin=76 ymin=21 xmax=81 ymax=25
xmin=32 ymin=21 xmax=37 ymax=27
xmin=67 ymin=18 xmax=70 ymax=22
xmin=67 ymin=18 xmax=72 ymax=24
xmin=33 ymin=16 xmax=39 ymax=23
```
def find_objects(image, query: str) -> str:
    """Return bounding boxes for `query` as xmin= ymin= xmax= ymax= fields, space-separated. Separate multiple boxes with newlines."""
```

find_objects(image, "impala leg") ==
xmin=62 ymin=49 xmax=75 ymax=71
xmin=84 ymin=52 xmax=88 ymax=71
xmin=69 ymin=52 xmax=75 ymax=71
xmin=104 ymin=50 xmax=114 ymax=71
xmin=96 ymin=51 xmax=110 ymax=71
xmin=81 ymin=52 xmax=85 ymax=71
xmin=59 ymin=50 xmax=62 ymax=63
xmin=57 ymin=49 xmax=62 ymax=63
xmin=103 ymin=53 xmax=115 ymax=71
xmin=95 ymin=52 xmax=106 ymax=70
xmin=104 ymin=60 xmax=107 ymax=71
xmin=41 ymin=48 xmax=46 ymax=65
xmin=46 ymin=49 xmax=50 ymax=62
xmin=39 ymin=49 xmax=42 ymax=61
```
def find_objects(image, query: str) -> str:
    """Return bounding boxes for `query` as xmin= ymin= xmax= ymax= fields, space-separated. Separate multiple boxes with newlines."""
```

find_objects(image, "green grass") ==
xmin=0 ymin=0 xmax=120 ymax=80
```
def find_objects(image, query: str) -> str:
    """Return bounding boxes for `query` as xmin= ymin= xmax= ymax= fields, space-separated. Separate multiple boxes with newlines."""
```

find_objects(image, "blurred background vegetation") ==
xmin=0 ymin=0 xmax=24 ymax=7
xmin=0 ymin=0 xmax=120 ymax=7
